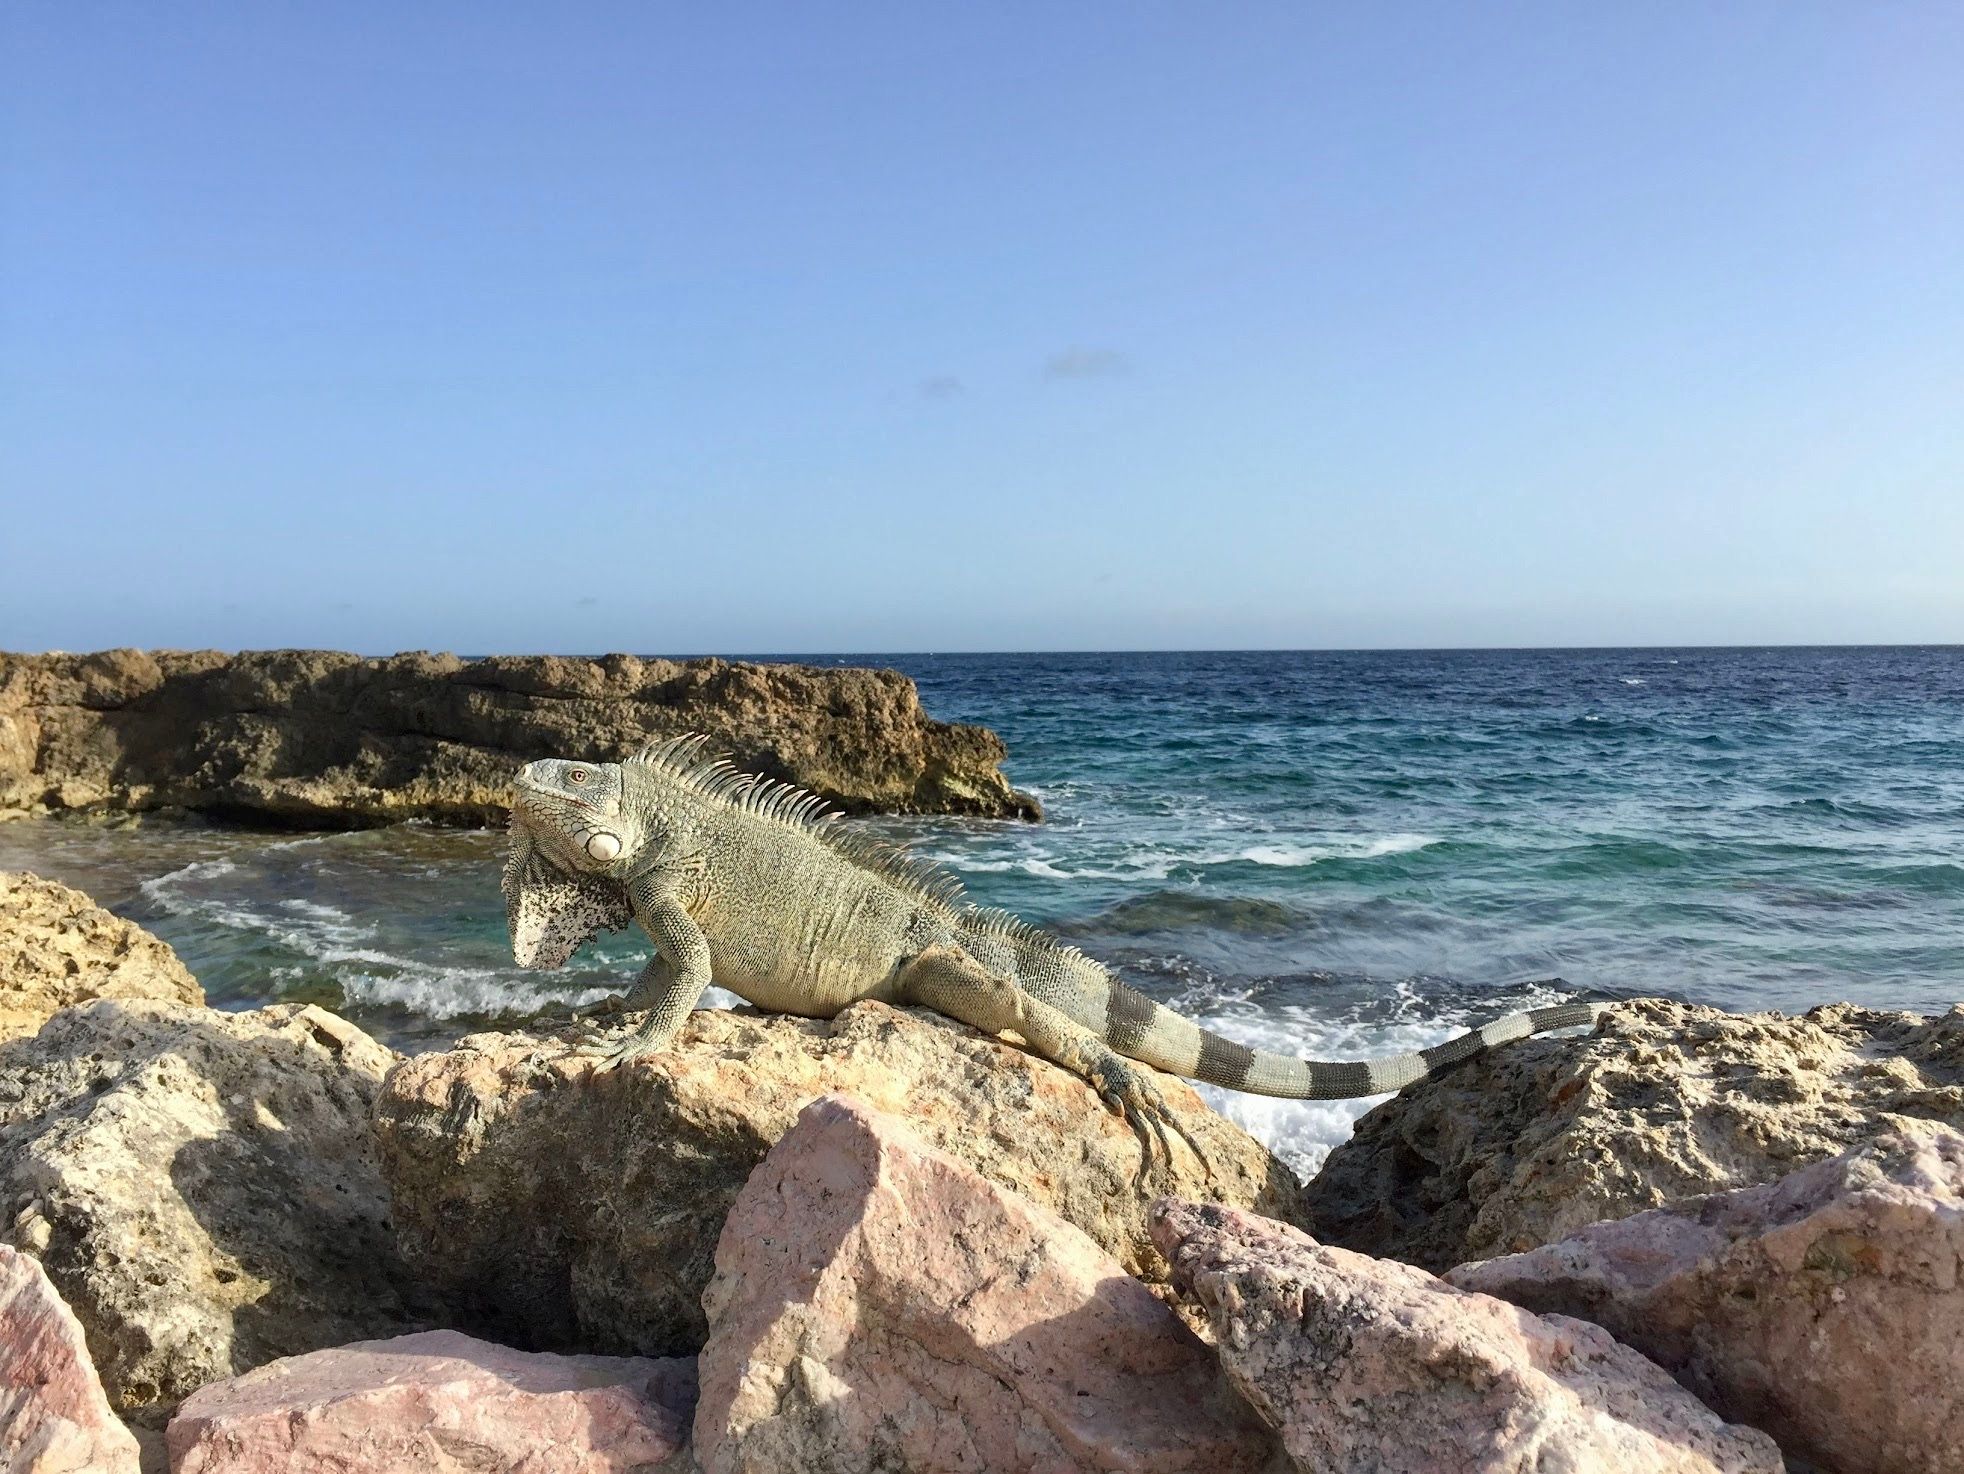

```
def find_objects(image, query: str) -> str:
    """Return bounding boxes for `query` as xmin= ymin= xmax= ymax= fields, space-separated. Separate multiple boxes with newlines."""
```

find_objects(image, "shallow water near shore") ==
xmin=4 ymin=646 xmax=1960 ymax=1175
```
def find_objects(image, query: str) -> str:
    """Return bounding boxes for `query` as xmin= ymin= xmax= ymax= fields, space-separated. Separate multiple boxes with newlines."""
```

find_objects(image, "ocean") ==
xmin=4 ymin=646 xmax=1960 ymax=1175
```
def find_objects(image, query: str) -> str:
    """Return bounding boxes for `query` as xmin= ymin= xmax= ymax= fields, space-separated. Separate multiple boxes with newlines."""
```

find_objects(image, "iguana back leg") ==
xmin=897 ymin=945 xmax=1210 ymax=1183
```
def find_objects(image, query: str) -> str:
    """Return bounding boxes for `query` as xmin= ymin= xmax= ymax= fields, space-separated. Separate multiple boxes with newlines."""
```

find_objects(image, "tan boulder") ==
xmin=165 ymin=1330 xmax=696 ymax=1474
xmin=0 ymin=648 xmax=1038 ymax=824
xmin=0 ymin=871 xmax=202 ymax=1043
xmin=0 ymin=1000 xmax=431 ymax=1418
xmin=0 ymin=1243 xmax=140 ymax=1474
xmin=374 ymin=1001 xmax=1307 ymax=1356
xmin=696 ymin=1093 xmax=1277 ymax=1474
xmin=1307 ymin=997 xmax=1964 ymax=1268
xmin=1153 ymin=1200 xmax=1783 ymax=1474
xmin=1449 ymin=1121 xmax=1964 ymax=1474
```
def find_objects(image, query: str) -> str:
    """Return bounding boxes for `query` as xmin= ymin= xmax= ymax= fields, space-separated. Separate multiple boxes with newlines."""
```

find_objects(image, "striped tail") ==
xmin=1098 ymin=982 xmax=1607 ymax=1099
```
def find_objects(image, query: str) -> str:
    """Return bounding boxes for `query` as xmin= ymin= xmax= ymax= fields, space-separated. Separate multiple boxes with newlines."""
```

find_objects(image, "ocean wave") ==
xmin=925 ymin=832 xmax=1441 ymax=884
xmin=1080 ymin=891 xmax=1311 ymax=937
xmin=1873 ymin=862 xmax=1964 ymax=897
xmin=1538 ymin=837 xmax=1694 ymax=875
xmin=922 ymin=850 xmax=1184 ymax=883
xmin=335 ymin=968 xmax=616 ymax=1020
xmin=931 ymin=855 xmax=1082 ymax=880
xmin=273 ymin=898 xmax=375 ymax=944
xmin=137 ymin=857 xmax=240 ymax=903
xmin=137 ymin=870 xmax=562 ymax=1016
xmin=1228 ymin=834 xmax=1439 ymax=867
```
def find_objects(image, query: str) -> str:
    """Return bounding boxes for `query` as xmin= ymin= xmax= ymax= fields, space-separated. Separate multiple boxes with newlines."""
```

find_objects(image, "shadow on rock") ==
xmin=0 ymin=999 xmax=437 ymax=1419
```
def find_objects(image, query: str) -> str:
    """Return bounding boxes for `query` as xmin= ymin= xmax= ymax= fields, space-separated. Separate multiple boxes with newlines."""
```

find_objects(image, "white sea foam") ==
xmin=273 ymin=898 xmax=375 ymax=944
xmin=1622 ymin=677 xmax=1646 ymax=686
xmin=138 ymin=857 xmax=239 ymax=903
xmin=1231 ymin=834 xmax=1438 ymax=867
xmin=925 ymin=832 xmax=1438 ymax=885
xmin=336 ymin=968 xmax=616 ymax=1019
xmin=260 ymin=833 xmax=336 ymax=852
xmin=924 ymin=851 xmax=1181 ymax=883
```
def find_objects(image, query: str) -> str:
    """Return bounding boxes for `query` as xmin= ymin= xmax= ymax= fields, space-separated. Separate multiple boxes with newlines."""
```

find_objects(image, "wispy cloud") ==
xmin=919 ymin=374 xmax=964 ymax=400
xmin=575 ymin=596 xmax=600 ymax=608
xmin=1045 ymin=346 xmax=1128 ymax=380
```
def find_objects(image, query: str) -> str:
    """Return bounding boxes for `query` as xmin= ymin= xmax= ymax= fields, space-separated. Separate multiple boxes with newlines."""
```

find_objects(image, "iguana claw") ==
xmin=1089 ymin=1056 xmax=1214 ymax=1187
xmin=573 ymin=1018 xmax=667 ymax=1073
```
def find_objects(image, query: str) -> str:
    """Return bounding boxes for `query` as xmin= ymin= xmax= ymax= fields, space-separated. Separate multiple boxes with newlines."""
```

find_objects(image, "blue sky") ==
xmin=4 ymin=4 xmax=1960 ymax=653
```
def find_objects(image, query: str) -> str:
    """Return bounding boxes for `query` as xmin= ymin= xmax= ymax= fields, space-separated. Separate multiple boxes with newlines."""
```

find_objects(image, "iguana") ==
xmin=502 ymin=736 xmax=1604 ymax=1170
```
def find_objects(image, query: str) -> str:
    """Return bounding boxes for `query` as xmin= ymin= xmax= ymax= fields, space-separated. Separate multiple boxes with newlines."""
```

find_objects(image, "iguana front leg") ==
xmin=897 ymin=944 xmax=1210 ymax=1183
xmin=580 ymin=876 xmax=712 ymax=1071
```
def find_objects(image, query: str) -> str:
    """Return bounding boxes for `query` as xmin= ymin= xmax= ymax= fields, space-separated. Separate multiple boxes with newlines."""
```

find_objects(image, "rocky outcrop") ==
xmin=165 ymin=1330 xmax=697 ymax=1474
xmin=0 ymin=871 xmax=203 ymax=1044
xmin=1152 ymin=1200 xmax=1782 ymax=1474
xmin=1307 ymin=998 xmax=1964 ymax=1269
xmin=0 ymin=1000 xmax=432 ymax=1419
xmin=374 ymin=1001 xmax=1308 ymax=1357
xmin=695 ymin=1094 xmax=1277 ymax=1474
xmin=0 ymin=647 xmax=1039 ymax=825
xmin=0 ymin=1244 xmax=141 ymax=1474
xmin=1449 ymin=1122 xmax=1964 ymax=1474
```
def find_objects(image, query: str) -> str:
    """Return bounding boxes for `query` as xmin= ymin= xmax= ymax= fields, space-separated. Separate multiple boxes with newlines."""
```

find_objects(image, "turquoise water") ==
xmin=4 ymin=646 xmax=1959 ymax=1171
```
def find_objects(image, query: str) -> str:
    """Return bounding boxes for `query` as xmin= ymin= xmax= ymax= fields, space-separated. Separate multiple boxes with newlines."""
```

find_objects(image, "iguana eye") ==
xmin=569 ymin=768 xmax=588 ymax=784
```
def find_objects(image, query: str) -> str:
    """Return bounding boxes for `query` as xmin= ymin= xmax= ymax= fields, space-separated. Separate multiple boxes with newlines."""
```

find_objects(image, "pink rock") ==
xmin=1449 ymin=1121 xmax=1964 ymax=1474
xmin=0 ymin=1243 xmax=139 ymax=1474
xmin=1152 ymin=1200 xmax=1783 ymax=1474
xmin=164 ymin=1329 xmax=695 ymax=1474
xmin=695 ymin=1092 xmax=1276 ymax=1474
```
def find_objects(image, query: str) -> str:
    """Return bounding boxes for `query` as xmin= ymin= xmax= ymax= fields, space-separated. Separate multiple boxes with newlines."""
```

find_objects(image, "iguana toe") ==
xmin=574 ymin=1031 xmax=656 ymax=1073
xmin=1090 ymin=1056 xmax=1212 ymax=1187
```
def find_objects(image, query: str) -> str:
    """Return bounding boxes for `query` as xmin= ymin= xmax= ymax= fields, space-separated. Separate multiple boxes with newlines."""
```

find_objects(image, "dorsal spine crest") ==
xmin=627 ymin=732 xmax=967 ymax=910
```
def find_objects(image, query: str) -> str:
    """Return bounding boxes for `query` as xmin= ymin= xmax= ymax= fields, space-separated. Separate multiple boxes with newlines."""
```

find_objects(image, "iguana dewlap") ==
xmin=502 ymin=736 xmax=1603 ymax=1170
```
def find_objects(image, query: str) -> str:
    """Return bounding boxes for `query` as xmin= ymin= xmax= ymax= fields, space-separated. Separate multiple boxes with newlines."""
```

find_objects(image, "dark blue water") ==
xmin=6 ymin=647 xmax=1959 ymax=1170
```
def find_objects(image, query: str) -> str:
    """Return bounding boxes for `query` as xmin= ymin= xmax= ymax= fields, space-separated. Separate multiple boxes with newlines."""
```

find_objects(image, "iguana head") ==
xmin=512 ymin=757 xmax=640 ymax=874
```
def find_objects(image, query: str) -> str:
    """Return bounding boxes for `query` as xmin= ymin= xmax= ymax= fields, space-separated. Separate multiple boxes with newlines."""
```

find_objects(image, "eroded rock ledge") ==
xmin=0 ymin=647 xmax=1041 ymax=826
xmin=0 ymin=869 xmax=203 ymax=1043
xmin=1306 ymin=997 xmax=1964 ymax=1270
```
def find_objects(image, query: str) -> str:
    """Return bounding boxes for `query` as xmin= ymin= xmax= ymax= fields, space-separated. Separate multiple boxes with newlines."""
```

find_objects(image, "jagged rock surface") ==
xmin=0 ymin=647 xmax=1039 ymax=825
xmin=1153 ymin=1200 xmax=1783 ymax=1474
xmin=166 ymin=1330 xmax=697 ymax=1474
xmin=0 ymin=1000 xmax=432 ymax=1418
xmin=374 ymin=1001 xmax=1308 ymax=1357
xmin=0 ymin=1243 xmax=141 ymax=1474
xmin=1307 ymin=998 xmax=1964 ymax=1269
xmin=695 ymin=1094 xmax=1278 ymax=1474
xmin=0 ymin=871 xmax=203 ymax=1043
xmin=1450 ymin=1122 xmax=1964 ymax=1474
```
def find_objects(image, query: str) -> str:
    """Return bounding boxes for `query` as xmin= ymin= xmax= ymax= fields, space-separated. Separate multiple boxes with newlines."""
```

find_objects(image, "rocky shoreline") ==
xmin=0 ymin=648 xmax=1041 ymax=826
xmin=2 ymin=876 xmax=1959 ymax=1473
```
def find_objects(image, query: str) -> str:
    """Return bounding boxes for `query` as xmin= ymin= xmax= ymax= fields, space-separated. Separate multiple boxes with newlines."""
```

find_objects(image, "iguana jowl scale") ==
xmin=503 ymin=736 xmax=1603 ymax=1169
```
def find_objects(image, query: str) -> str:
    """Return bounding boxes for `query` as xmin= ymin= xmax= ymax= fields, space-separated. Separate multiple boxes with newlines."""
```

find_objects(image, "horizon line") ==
xmin=12 ymin=641 xmax=1962 ymax=661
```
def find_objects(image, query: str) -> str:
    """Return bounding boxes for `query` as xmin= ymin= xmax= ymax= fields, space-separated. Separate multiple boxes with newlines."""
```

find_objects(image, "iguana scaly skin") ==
xmin=503 ymin=736 xmax=1604 ymax=1171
